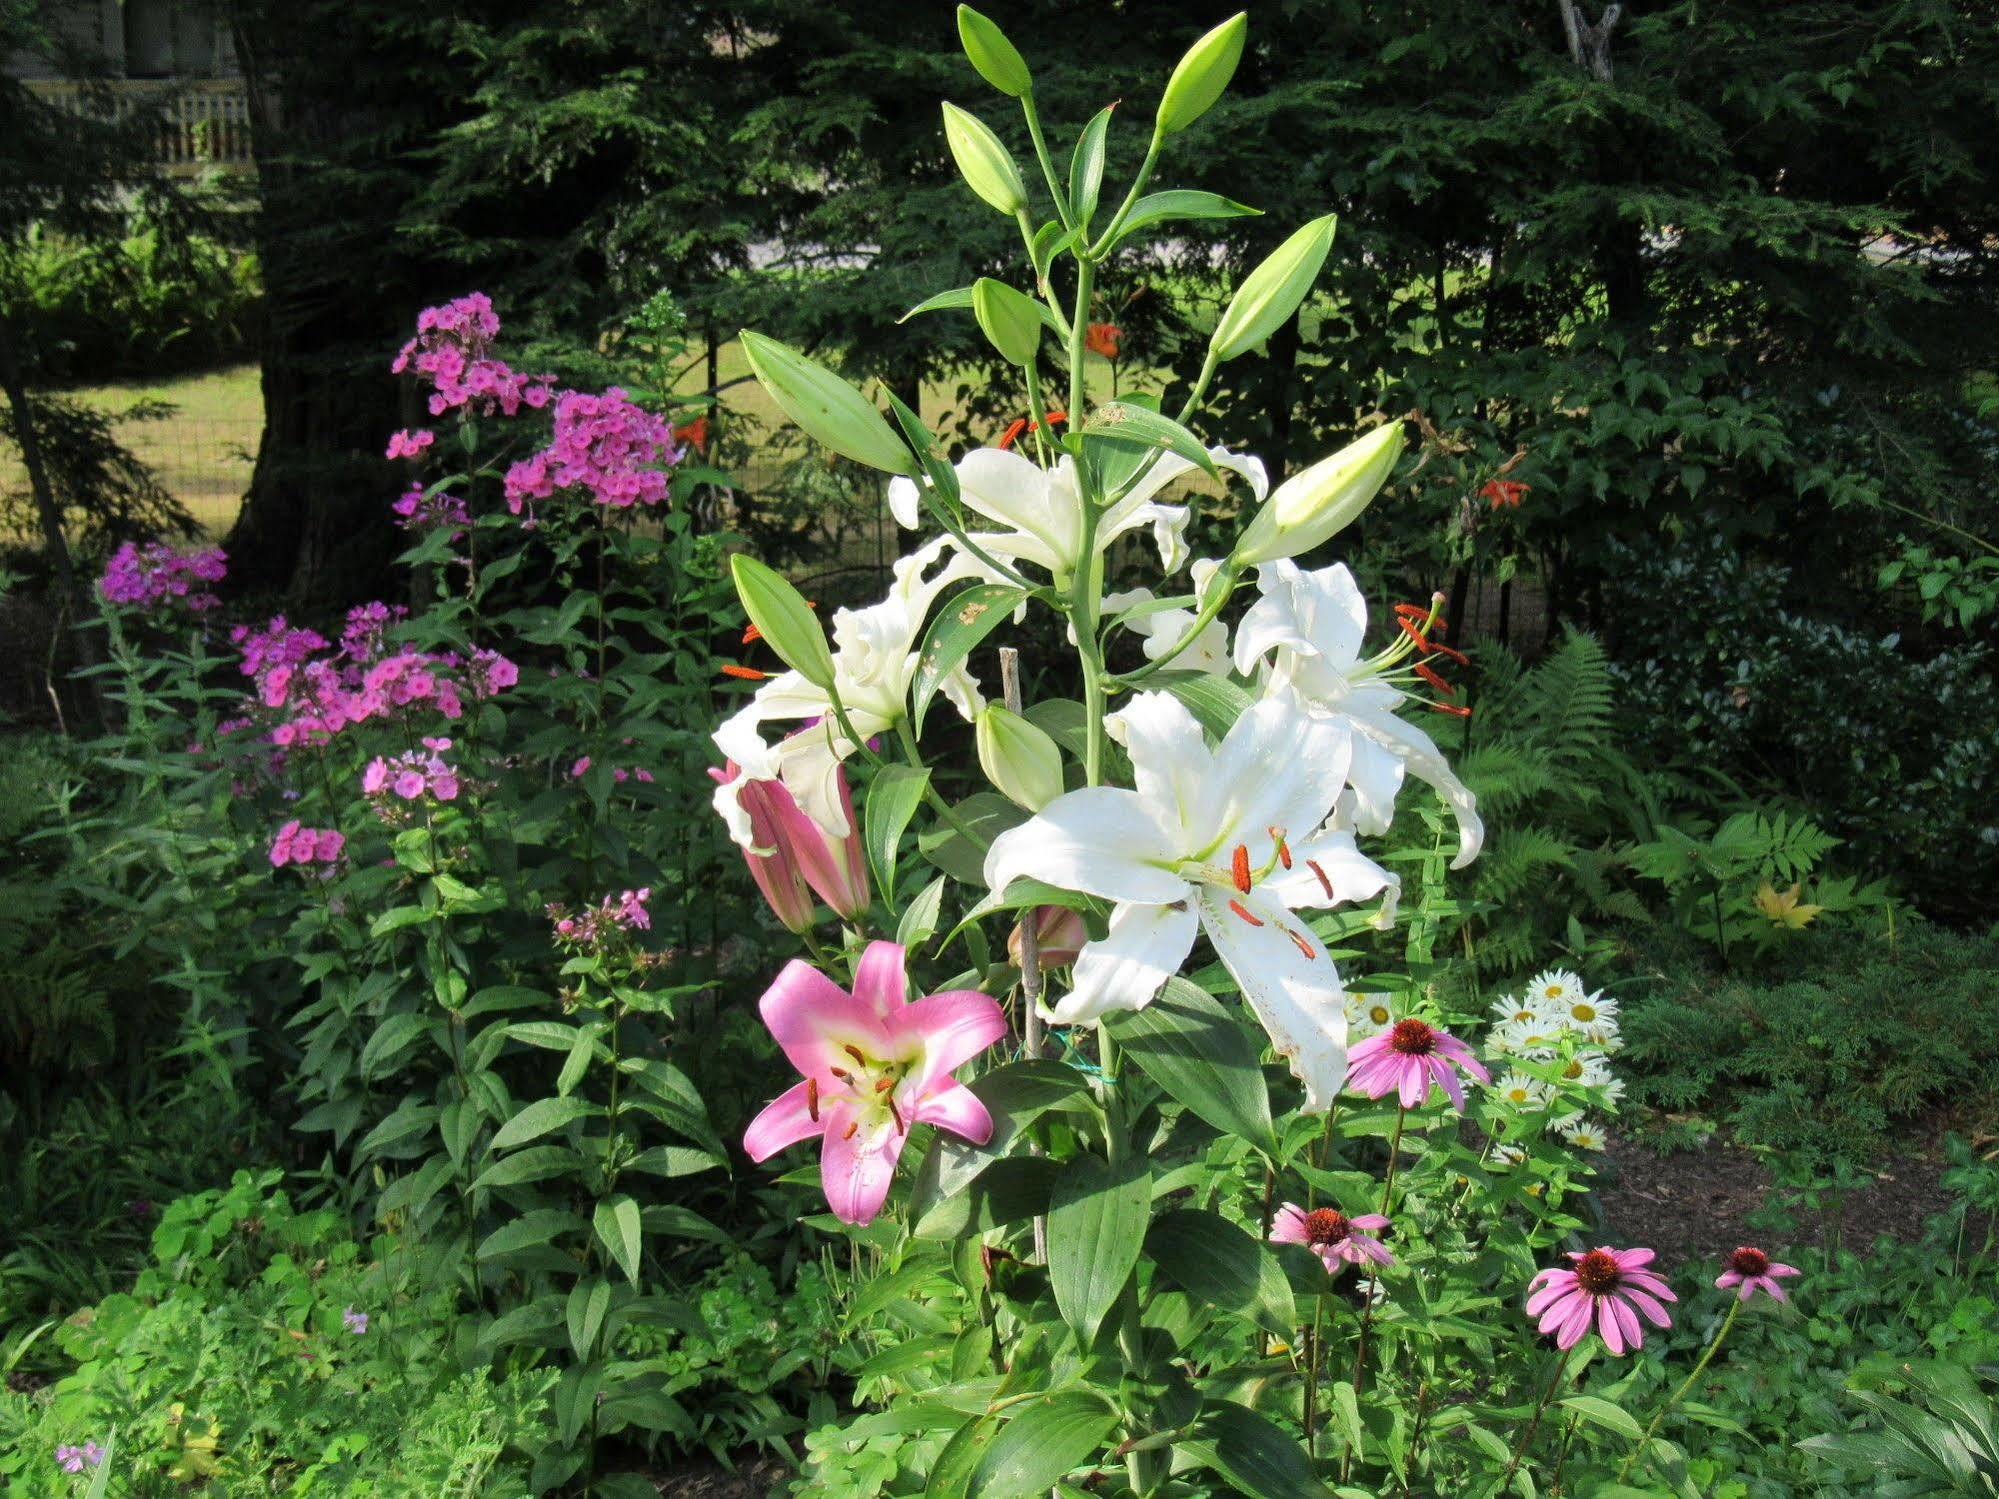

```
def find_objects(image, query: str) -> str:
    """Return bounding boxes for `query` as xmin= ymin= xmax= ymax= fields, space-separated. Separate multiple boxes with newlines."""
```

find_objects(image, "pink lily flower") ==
xmin=743 ymin=941 xmax=1004 ymax=1225
xmin=709 ymin=759 xmax=870 ymax=929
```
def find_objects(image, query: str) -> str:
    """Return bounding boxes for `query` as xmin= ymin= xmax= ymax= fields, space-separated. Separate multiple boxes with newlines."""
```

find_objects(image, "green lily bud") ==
xmin=942 ymin=102 xmax=1028 ymax=216
xmin=957 ymin=5 xmax=1032 ymax=98
xmin=972 ymin=277 xmax=1043 ymax=366
xmin=1232 ymin=421 xmax=1405 ymax=566
xmin=1210 ymin=214 xmax=1336 ymax=362
xmin=977 ymin=704 xmax=1065 ymax=810
xmin=739 ymin=331 xmax=915 ymax=476
xmin=1156 ymin=13 xmax=1247 ymax=136
xmin=730 ymin=554 xmax=836 ymax=690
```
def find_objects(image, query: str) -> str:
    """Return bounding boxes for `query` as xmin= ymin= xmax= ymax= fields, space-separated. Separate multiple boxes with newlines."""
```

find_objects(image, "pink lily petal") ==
xmin=904 ymin=990 xmax=1010 ymax=1090
xmin=851 ymin=940 xmax=908 ymax=1017
xmin=819 ymin=1099 xmax=901 ymax=1225
xmin=760 ymin=960 xmax=890 ymax=1077
xmin=743 ymin=1080 xmax=821 ymax=1162
xmin=912 ymin=1079 xmax=993 ymax=1144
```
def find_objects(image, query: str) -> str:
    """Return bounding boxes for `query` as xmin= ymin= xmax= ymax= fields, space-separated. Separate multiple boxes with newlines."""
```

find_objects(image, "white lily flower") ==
xmin=887 ymin=445 xmax=1266 ymax=584
xmin=1104 ymin=560 xmax=1232 ymax=674
xmin=713 ymin=537 xmax=987 ymax=844
xmin=982 ymin=689 xmax=1396 ymax=1112
xmin=1233 ymin=560 xmax=1485 ymax=869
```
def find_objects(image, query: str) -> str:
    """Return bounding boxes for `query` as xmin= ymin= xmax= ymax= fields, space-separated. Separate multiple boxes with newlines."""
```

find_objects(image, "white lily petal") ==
xmin=1104 ymin=691 xmax=1216 ymax=839
xmin=1206 ymin=695 xmax=1352 ymax=853
xmin=1049 ymin=899 xmax=1199 ymax=1024
xmin=1195 ymin=886 xmax=1348 ymax=1114
xmin=1269 ymin=826 xmax=1397 ymax=911
xmin=957 ymin=448 xmax=1077 ymax=567
xmin=1346 ymin=701 xmax=1485 ymax=868
xmin=1343 ymin=735 xmax=1406 ymax=837
xmin=887 ymin=475 xmax=922 ymax=529
xmin=983 ymin=788 xmax=1187 ymax=905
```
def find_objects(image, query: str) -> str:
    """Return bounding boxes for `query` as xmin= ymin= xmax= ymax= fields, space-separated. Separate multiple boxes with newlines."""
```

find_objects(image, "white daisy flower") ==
xmin=1348 ymin=993 xmax=1399 ymax=1040
xmin=1556 ymin=1052 xmax=1625 ymax=1107
xmin=1493 ymin=1070 xmax=1552 ymax=1111
xmin=1558 ymin=1116 xmax=1610 ymax=1151
xmin=1528 ymin=968 xmax=1586 ymax=1011
xmin=1490 ymin=993 xmax=1542 ymax=1027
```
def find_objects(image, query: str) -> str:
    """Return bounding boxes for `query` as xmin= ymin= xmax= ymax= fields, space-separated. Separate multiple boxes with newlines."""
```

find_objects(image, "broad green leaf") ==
xmin=1108 ymin=977 xmax=1275 ymax=1151
xmin=901 ymin=286 xmax=977 ymax=323
xmin=595 ymin=1195 xmax=643 ymax=1286
xmin=470 ymin=1144 xmax=585 ymax=1191
xmin=848 ymin=1255 xmax=954 ymax=1325
xmin=1047 ymin=1156 xmax=1151 ymax=1344
xmin=1113 ymin=189 xmax=1260 ymax=243
xmin=731 ymin=553 xmax=835 ymax=688
xmin=1154 ymin=670 xmax=1254 ymax=738
xmin=973 ymin=277 xmax=1042 ymax=366
xmin=1068 ymin=105 xmax=1113 ymax=228
xmin=477 ymin=1209 xmax=585 ymax=1261
xmin=739 ymin=330 xmax=914 ymax=475
xmin=1145 ymin=1208 xmax=1295 ymax=1336
xmin=970 ymin=1392 xmax=1118 ymax=1498
xmin=908 ymin=1060 xmax=1091 ymax=1214
xmin=359 ymin=1012 xmax=431 ymax=1078
xmin=1180 ymin=1400 xmax=1331 ymax=1499
xmin=1080 ymin=401 xmax=1220 ymax=480
xmin=896 ymin=875 xmax=949 ymax=951
xmin=1211 ymin=214 xmax=1337 ymax=361
xmin=912 ymin=583 xmax=1027 ymax=731
xmin=925 ymin=1415 xmax=991 ymax=1499
xmin=914 ymin=1156 xmax=1060 ymax=1240
xmin=1560 ymin=1395 xmax=1644 ymax=1441
xmin=865 ymin=763 xmax=931 ymax=898
xmin=567 ymin=1277 xmax=611 ymax=1359
xmin=489 ymin=1095 xmax=600 ymax=1152
xmin=919 ymin=791 xmax=1031 ymax=885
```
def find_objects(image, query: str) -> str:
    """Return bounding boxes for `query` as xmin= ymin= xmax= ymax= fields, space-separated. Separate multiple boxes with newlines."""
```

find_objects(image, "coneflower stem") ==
xmin=1500 ymin=1344 xmax=1575 ymax=1487
xmin=1617 ymin=1299 xmax=1740 ymax=1482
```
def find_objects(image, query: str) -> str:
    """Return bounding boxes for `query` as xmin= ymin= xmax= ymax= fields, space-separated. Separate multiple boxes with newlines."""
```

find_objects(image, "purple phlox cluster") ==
xmin=503 ymin=386 xmax=679 ymax=521
xmin=392 ymin=485 xmax=472 ymax=537
xmin=231 ymin=616 xmax=328 ymax=681
xmin=98 ymin=541 xmax=228 ymax=614
xmin=340 ymin=602 xmax=408 ymax=664
xmin=567 ymin=754 xmax=655 ymax=786
xmin=269 ymin=820 xmax=345 ymax=869
xmin=472 ymin=648 xmax=518 ymax=695
xmin=392 ymin=292 xmax=551 ymax=418
xmin=547 ymin=887 xmax=652 ymax=949
xmin=363 ymin=737 xmax=461 ymax=804
xmin=385 ymin=428 xmax=435 ymax=460
xmin=55 ymin=1443 xmax=105 ymax=1473
xmin=342 ymin=1305 xmax=369 ymax=1335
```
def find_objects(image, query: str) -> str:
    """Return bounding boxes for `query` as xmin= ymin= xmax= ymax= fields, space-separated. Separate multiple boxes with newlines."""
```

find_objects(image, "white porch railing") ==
xmin=24 ymin=78 xmax=257 ymax=174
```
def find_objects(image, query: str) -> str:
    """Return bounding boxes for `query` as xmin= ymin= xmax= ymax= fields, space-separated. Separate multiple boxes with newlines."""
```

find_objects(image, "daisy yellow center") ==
xmin=1563 ymin=1059 xmax=1585 ymax=1080
xmin=1543 ymin=985 xmax=1564 ymax=998
xmin=1571 ymin=1003 xmax=1596 ymax=1022
xmin=1368 ymin=1004 xmax=1393 ymax=1026
xmin=1573 ymin=1249 xmax=1622 ymax=1294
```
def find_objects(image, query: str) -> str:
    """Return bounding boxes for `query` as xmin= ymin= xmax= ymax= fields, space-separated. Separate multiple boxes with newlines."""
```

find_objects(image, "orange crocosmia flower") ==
xmin=1481 ymin=478 xmax=1529 ymax=509
xmin=1085 ymin=322 xmax=1123 ymax=359
xmin=673 ymin=415 xmax=710 ymax=452
xmin=997 ymin=408 xmax=1068 ymax=451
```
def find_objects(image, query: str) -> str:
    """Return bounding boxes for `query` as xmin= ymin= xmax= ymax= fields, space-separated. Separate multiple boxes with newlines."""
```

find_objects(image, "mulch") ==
xmin=645 ymin=1455 xmax=792 ymax=1498
xmin=1592 ymin=1132 xmax=1969 ymax=1273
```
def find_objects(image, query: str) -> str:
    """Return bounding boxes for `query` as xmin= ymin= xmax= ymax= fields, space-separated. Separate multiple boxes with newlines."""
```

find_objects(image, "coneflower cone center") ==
xmin=1574 ymin=1249 xmax=1622 ymax=1294
xmin=1388 ymin=1018 xmax=1436 ymax=1056
xmin=1728 ymin=1246 xmax=1770 ymax=1276
xmin=1302 ymin=1208 xmax=1351 ymax=1247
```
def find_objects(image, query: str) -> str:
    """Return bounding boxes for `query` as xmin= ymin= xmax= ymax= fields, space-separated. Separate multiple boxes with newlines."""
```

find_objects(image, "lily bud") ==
xmin=709 ymin=760 xmax=871 ymax=929
xmin=976 ymin=704 xmax=1064 ymax=810
xmin=1232 ymin=421 xmax=1405 ymax=566
xmin=1009 ymin=904 xmax=1088 ymax=970
xmin=941 ymin=102 xmax=1028 ymax=216
xmin=1157 ymin=13 xmax=1247 ymax=136
xmin=956 ymin=5 xmax=1032 ymax=98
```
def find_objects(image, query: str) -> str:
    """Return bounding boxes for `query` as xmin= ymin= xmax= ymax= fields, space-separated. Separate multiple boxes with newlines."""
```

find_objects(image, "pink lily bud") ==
xmin=1008 ymin=904 xmax=1087 ymax=969
xmin=709 ymin=763 xmax=818 ymax=933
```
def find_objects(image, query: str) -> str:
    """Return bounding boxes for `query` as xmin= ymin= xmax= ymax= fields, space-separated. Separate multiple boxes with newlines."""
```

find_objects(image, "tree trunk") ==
xmin=0 ymin=312 xmax=108 ymax=727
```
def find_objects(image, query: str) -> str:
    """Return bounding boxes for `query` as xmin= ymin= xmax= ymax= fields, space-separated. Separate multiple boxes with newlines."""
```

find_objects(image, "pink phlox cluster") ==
xmin=340 ymin=602 xmax=408 ymax=663
xmin=391 ymin=292 xmax=551 ymax=418
xmin=98 ymin=541 xmax=228 ymax=614
xmin=392 ymin=485 xmax=472 ymax=536
xmin=231 ymin=616 xmax=329 ymax=680
xmin=363 ymin=737 xmax=461 ymax=803
xmin=547 ymin=887 xmax=652 ymax=949
xmin=503 ymin=387 xmax=679 ymax=519
xmin=270 ymin=820 xmax=346 ymax=868
xmin=567 ymin=753 xmax=654 ymax=785
xmin=385 ymin=428 xmax=435 ymax=460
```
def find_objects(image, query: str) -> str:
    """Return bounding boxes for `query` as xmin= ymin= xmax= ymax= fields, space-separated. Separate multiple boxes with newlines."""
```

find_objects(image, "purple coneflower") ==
xmin=1345 ymin=1017 xmax=1490 ymax=1110
xmin=1270 ymin=1203 xmax=1394 ymax=1273
xmin=1715 ymin=1245 xmax=1800 ymax=1303
xmin=1526 ymin=1245 xmax=1677 ymax=1353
